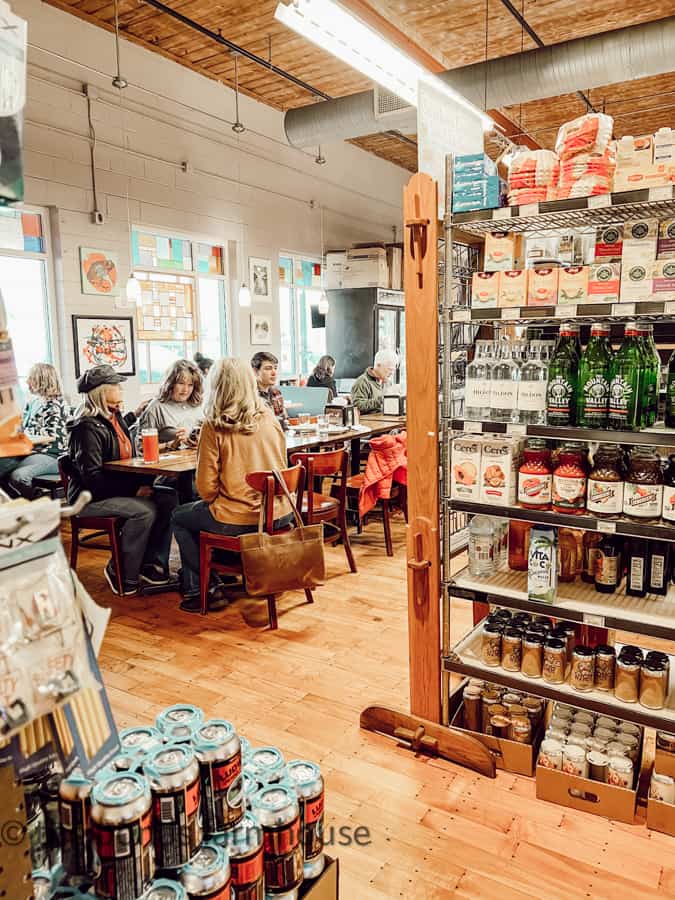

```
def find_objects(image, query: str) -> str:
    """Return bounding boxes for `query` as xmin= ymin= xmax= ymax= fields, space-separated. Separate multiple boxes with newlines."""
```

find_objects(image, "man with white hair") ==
xmin=351 ymin=349 xmax=399 ymax=413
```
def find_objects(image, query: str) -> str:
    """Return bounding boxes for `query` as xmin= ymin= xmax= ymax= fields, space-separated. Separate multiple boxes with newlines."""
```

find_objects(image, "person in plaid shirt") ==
xmin=251 ymin=351 xmax=288 ymax=428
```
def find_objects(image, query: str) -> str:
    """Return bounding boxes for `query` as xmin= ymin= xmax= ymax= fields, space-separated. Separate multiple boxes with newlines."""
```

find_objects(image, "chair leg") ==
xmin=70 ymin=524 xmax=79 ymax=571
xmin=382 ymin=500 xmax=394 ymax=557
xmin=304 ymin=588 xmax=314 ymax=604
xmin=199 ymin=540 xmax=210 ymax=616
xmin=399 ymin=484 xmax=408 ymax=523
xmin=339 ymin=511 xmax=357 ymax=573
xmin=267 ymin=595 xmax=278 ymax=630
xmin=109 ymin=525 xmax=125 ymax=595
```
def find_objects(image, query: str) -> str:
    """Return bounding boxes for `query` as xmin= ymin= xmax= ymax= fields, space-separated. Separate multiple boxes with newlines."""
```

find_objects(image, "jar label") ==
xmin=663 ymin=487 xmax=675 ymax=522
xmin=547 ymin=376 xmax=575 ymax=417
xmin=629 ymin=557 xmax=644 ymax=590
xmin=587 ymin=478 xmax=624 ymax=514
xmin=465 ymin=381 xmax=491 ymax=409
xmin=553 ymin=474 xmax=587 ymax=508
xmin=608 ymin=375 xmax=635 ymax=421
xmin=596 ymin=554 xmax=619 ymax=585
xmin=490 ymin=380 xmax=518 ymax=410
xmin=581 ymin=374 xmax=609 ymax=411
xmin=650 ymin=553 xmax=666 ymax=590
xmin=623 ymin=482 xmax=663 ymax=517
xmin=519 ymin=383 xmax=547 ymax=411
xmin=518 ymin=473 xmax=552 ymax=505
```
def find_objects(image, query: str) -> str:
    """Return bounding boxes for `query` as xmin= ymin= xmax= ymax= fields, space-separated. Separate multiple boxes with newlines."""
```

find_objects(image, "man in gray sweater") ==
xmin=351 ymin=349 xmax=399 ymax=414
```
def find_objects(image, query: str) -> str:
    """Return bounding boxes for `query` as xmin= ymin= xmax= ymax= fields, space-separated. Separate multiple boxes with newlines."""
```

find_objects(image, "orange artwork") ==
xmin=80 ymin=247 xmax=119 ymax=296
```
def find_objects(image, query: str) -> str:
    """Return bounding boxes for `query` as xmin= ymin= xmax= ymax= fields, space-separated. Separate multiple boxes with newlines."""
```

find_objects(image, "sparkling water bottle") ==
xmin=468 ymin=516 xmax=497 ymax=577
xmin=519 ymin=341 xmax=549 ymax=425
xmin=490 ymin=342 xmax=521 ymax=423
xmin=465 ymin=341 xmax=493 ymax=421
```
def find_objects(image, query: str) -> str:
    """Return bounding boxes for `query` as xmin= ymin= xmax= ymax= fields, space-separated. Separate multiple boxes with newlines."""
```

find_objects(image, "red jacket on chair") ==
xmin=359 ymin=432 xmax=407 ymax=518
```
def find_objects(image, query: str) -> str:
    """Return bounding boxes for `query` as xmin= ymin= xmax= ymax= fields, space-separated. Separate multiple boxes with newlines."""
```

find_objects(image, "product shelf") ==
xmin=443 ymin=623 xmax=675 ymax=731
xmin=450 ymin=300 xmax=671 ymax=324
xmin=452 ymin=187 xmax=675 ymax=235
xmin=449 ymin=419 xmax=675 ymax=448
xmin=450 ymin=567 xmax=675 ymax=642
xmin=449 ymin=499 xmax=675 ymax=542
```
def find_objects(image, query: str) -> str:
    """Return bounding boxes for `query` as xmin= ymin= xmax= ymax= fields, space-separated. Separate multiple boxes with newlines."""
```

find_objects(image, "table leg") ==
xmin=350 ymin=437 xmax=362 ymax=475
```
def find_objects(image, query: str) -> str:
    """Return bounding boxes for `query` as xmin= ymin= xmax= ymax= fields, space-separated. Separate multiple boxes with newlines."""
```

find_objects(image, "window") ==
xmin=132 ymin=229 xmax=229 ymax=384
xmin=0 ymin=207 xmax=55 ymax=396
xmin=279 ymin=254 xmax=325 ymax=376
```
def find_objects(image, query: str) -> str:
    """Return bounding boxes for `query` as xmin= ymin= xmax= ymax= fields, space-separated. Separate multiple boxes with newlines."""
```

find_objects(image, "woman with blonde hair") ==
xmin=172 ymin=357 xmax=292 ymax=613
xmin=1 ymin=362 xmax=70 ymax=498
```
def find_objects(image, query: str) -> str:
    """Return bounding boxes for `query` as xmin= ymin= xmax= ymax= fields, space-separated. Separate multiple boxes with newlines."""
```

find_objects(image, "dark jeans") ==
xmin=82 ymin=491 xmax=177 ymax=583
xmin=172 ymin=500 xmax=292 ymax=596
xmin=0 ymin=453 xmax=58 ymax=499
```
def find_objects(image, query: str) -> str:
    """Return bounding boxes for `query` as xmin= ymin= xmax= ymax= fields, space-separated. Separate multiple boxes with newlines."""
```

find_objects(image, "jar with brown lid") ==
xmin=521 ymin=632 xmax=545 ymax=678
xmin=552 ymin=448 xmax=588 ymax=515
xmin=462 ymin=685 xmax=482 ymax=732
xmin=615 ymin=654 xmax=641 ymax=703
xmin=623 ymin=450 xmax=664 ymax=521
xmin=481 ymin=622 xmax=503 ymax=667
xmin=480 ymin=691 xmax=501 ymax=733
xmin=508 ymin=715 xmax=532 ymax=744
xmin=543 ymin=638 xmax=566 ymax=684
xmin=521 ymin=697 xmax=543 ymax=727
xmin=656 ymin=731 xmax=675 ymax=754
xmin=587 ymin=446 xmax=624 ymax=517
xmin=490 ymin=715 xmax=511 ymax=738
xmin=639 ymin=660 xmax=669 ymax=710
xmin=501 ymin=628 xmax=523 ymax=672
xmin=594 ymin=645 xmax=616 ymax=692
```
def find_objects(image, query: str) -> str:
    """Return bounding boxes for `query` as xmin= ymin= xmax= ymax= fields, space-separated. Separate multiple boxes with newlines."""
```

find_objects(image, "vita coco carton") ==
xmin=558 ymin=266 xmax=589 ymax=304
xmin=528 ymin=526 xmax=558 ymax=604
xmin=479 ymin=436 xmax=522 ymax=506
xmin=472 ymin=271 xmax=500 ymax=308
xmin=450 ymin=435 xmax=483 ymax=501
xmin=499 ymin=270 xmax=527 ymax=307
xmin=588 ymin=263 xmax=621 ymax=303
xmin=484 ymin=232 xmax=524 ymax=272
xmin=527 ymin=267 xmax=559 ymax=306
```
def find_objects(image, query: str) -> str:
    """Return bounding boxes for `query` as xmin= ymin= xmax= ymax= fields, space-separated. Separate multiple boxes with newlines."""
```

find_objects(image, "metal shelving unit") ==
xmin=441 ymin=159 xmax=675 ymax=729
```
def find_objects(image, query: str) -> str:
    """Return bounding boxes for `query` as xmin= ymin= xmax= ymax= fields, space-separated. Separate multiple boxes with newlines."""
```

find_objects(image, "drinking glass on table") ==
xmin=141 ymin=428 xmax=159 ymax=464
xmin=317 ymin=414 xmax=328 ymax=436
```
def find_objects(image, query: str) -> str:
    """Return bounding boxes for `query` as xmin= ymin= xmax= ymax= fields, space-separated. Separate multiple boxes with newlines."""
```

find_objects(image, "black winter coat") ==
xmin=66 ymin=411 xmax=138 ymax=503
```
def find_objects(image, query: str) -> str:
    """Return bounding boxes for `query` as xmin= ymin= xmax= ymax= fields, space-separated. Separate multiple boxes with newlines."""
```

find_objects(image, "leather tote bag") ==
xmin=239 ymin=470 xmax=325 ymax=596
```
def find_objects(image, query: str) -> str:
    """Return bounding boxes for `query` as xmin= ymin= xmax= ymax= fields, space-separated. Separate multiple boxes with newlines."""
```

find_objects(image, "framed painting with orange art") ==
xmin=79 ymin=247 xmax=120 ymax=296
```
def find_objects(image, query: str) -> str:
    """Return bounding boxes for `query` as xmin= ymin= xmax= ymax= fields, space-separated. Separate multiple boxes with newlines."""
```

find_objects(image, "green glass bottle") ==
xmin=666 ymin=348 xmax=675 ymax=429
xmin=577 ymin=322 xmax=613 ymax=429
xmin=641 ymin=324 xmax=662 ymax=428
xmin=608 ymin=323 xmax=642 ymax=431
xmin=546 ymin=323 xmax=579 ymax=426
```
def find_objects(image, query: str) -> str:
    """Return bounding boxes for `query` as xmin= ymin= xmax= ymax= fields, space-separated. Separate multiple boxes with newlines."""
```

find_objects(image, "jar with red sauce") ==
xmin=517 ymin=441 xmax=552 ymax=510
xmin=552 ymin=446 xmax=588 ymax=514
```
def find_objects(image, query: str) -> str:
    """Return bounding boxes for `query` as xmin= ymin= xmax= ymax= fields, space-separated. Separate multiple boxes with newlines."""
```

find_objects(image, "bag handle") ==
xmin=255 ymin=469 xmax=305 ymax=533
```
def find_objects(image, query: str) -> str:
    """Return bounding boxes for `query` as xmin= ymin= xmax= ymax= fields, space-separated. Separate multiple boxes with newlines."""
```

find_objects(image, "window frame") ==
xmin=131 ymin=225 xmax=231 ymax=386
xmin=279 ymin=251 xmax=324 ymax=378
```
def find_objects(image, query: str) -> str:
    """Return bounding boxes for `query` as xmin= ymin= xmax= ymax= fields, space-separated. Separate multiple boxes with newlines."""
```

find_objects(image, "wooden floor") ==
xmin=70 ymin=515 xmax=675 ymax=899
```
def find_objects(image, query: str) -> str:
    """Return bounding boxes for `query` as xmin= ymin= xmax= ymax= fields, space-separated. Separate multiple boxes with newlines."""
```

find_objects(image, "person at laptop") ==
xmin=352 ymin=349 xmax=399 ymax=414
xmin=251 ymin=351 xmax=288 ymax=428
xmin=306 ymin=354 xmax=337 ymax=400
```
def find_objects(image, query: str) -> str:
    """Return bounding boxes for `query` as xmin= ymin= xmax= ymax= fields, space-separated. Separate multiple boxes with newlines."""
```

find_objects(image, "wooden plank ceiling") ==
xmin=43 ymin=0 xmax=675 ymax=172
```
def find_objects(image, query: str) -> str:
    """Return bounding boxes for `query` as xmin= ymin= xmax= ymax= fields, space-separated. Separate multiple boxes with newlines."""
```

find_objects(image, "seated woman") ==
xmin=172 ymin=357 xmax=292 ymax=613
xmin=3 ymin=363 xmax=70 ymax=498
xmin=67 ymin=364 xmax=176 ymax=596
xmin=306 ymin=354 xmax=337 ymax=400
xmin=136 ymin=359 xmax=204 ymax=452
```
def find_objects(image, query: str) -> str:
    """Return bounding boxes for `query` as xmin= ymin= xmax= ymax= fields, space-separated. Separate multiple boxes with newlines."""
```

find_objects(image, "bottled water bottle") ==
xmin=519 ymin=341 xmax=549 ymax=424
xmin=490 ymin=342 xmax=521 ymax=423
xmin=464 ymin=341 xmax=493 ymax=421
xmin=468 ymin=515 xmax=497 ymax=577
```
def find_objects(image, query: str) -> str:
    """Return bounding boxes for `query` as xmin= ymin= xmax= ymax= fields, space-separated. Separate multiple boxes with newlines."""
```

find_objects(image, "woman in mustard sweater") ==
xmin=172 ymin=357 xmax=292 ymax=613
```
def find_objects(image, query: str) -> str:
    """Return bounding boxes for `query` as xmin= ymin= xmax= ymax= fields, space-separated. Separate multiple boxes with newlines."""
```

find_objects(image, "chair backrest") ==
xmin=57 ymin=454 xmax=75 ymax=495
xmin=290 ymin=449 xmax=347 ymax=518
xmin=280 ymin=386 xmax=331 ymax=416
xmin=245 ymin=464 xmax=305 ymax=533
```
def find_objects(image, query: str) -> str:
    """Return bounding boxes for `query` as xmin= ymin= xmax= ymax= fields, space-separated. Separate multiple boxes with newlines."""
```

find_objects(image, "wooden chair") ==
xmin=345 ymin=475 xmax=407 ymax=557
xmin=198 ymin=464 xmax=314 ymax=628
xmin=290 ymin=449 xmax=356 ymax=574
xmin=57 ymin=455 xmax=125 ymax=595
xmin=32 ymin=472 xmax=65 ymax=500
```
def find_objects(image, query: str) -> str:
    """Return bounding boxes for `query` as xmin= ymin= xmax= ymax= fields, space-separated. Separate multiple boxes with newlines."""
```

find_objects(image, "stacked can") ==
xmin=142 ymin=879 xmax=187 ymax=900
xmin=90 ymin=772 xmax=154 ymax=900
xmin=222 ymin=811 xmax=265 ymax=900
xmin=252 ymin=784 xmax=303 ymax=900
xmin=119 ymin=725 xmax=164 ymax=771
xmin=156 ymin=705 xmax=204 ymax=744
xmin=145 ymin=743 xmax=202 ymax=871
xmin=192 ymin=719 xmax=244 ymax=837
xmin=286 ymin=761 xmax=325 ymax=879
xmin=180 ymin=841 xmax=231 ymax=899
xmin=246 ymin=747 xmax=286 ymax=786
xmin=58 ymin=770 xmax=94 ymax=883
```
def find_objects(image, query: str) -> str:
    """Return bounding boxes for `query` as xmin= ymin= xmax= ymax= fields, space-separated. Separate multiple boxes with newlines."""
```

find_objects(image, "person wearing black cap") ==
xmin=67 ymin=364 xmax=176 ymax=596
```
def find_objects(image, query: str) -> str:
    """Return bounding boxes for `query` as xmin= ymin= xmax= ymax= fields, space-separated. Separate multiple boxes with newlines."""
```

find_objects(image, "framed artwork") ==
xmin=250 ymin=314 xmax=272 ymax=346
xmin=79 ymin=247 xmax=120 ymax=296
xmin=72 ymin=316 xmax=136 ymax=377
xmin=249 ymin=256 xmax=272 ymax=301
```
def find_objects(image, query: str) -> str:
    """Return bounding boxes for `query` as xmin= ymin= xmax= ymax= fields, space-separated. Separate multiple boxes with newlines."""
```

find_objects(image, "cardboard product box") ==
xmin=655 ymin=127 xmax=675 ymax=164
xmin=453 ymin=177 xmax=502 ymax=213
xmin=450 ymin=435 xmax=483 ymax=501
xmin=499 ymin=269 xmax=527 ymax=307
xmin=623 ymin=218 xmax=659 ymax=253
xmin=558 ymin=266 xmax=589 ymax=304
xmin=646 ymin=765 xmax=675 ymax=837
xmin=594 ymin=224 xmax=623 ymax=262
xmin=620 ymin=259 xmax=653 ymax=302
xmin=300 ymin=856 xmax=339 ymax=898
xmin=451 ymin=702 xmax=543 ymax=776
xmin=536 ymin=763 xmax=639 ymax=825
xmin=343 ymin=248 xmax=389 ymax=289
xmin=386 ymin=243 xmax=403 ymax=290
xmin=655 ymin=744 xmax=675 ymax=779
xmin=479 ymin=436 xmax=522 ymax=506
xmin=588 ymin=262 xmax=621 ymax=303
xmin=484 ymin=231 xmax=524 ymax=271
xmin=527 ymin=267 xmax=559 ymax=306
xmin=616 ymin=134 xmax=654 ymax=164
xmin=453 ymin=153 xmax=498 ymax=185
xmin=652 ymin=260 xmax=675 ymax=301
xmin=325 ymin=251 xmax=347 ymax=289
xmin=472 ymin=271 xmax=500 ymax=308
xmin=658 ymin=219 xmax=675 ymax=258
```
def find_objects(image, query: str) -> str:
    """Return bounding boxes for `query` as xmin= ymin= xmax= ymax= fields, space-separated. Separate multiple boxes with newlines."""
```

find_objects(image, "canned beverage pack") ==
xmin=145 ymin=743 xmax=202 ymax=869
xmin=156 ymin=705 xmax=204 ymax=744
xmin=252 ymin=784 xmax=303 ymax=900
xmin=59 ymin=770 xmax=94 ymax=881
xmin=286 ymin=760 xmax=325 ymax=879
xmin=222 ymin=811 xmax=264 ymax=900
xmin=192 ymin=719 xmax=243 ymax=836
xmin=142 ymin=877 xmax=188 ymax=899
xmin=246 ymin=747 xmax=286 ymax=785
xmin=180 ymin=841 xmax=231 ymax=899
xmin=90 ymin=772 xmax=154 ymax=900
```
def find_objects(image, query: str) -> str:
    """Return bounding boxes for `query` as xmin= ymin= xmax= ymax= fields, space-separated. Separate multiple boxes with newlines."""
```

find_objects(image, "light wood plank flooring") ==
xmin=70 ymin=516 xmax=675 ymax=899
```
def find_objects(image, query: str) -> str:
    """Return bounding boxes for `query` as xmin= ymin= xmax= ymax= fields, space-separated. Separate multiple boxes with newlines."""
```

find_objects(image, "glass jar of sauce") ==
xmin=594 ymin=645 xmax=616 ymax=692
xmin=623 ymin=450 xmax=664 ymax=522
xmin=552 ymin=448 xmax=588 ymax=514
xmin=614 ymin=649 xmax=642 ymax=703
xmin=521 ymin=632 xmax=545 ymax=678
xmin=570 ymin=645 xmax=595 ymax=692
xmin=518 ymin=443 xmax=553 ymax=510
xmin=587 ymin=446 xmax=624 ymax=517
xmin=501 ymin=628 xmax=523 ymax=672
xmin=662 ymin=453 xmax=675 ymax=523
xmin=481 ymin=622 xmax=503 ymax=667
xmin=639 ymin=659 xmax=669 ymax=710
xmin=542 ymin=638 xmax=567 ymax=684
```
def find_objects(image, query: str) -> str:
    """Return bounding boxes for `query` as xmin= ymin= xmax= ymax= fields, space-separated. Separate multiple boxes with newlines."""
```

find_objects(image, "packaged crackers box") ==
xmin=558 ymin=266 xmax=589 ymax=304
xmin=652 ymin=260 xmax=675 ymax=301
xmin=620 ymin=260 xmax=653 ymax=302
xmin=484 ymin=232 xmax=524 ymax=272
xmin=498 ymin=270 xmax=527 ymax=307
xmin=479 ymin=437 xmax=522 ymax=506
xmin=658 ymin=219 xmax=675 ymax=258
xmin=527 ymin=267 xmax=559 ymax=306
xmin=588 ymin=263 xmax=621 ymax=303
xmin=472 ymin=271 xmax=500 ymax=308
xmin=655 ymin=127 xmax=675 ymax=164
xmin=616 ymin=134 xmax=654 ymax=163
xmin=450 ymin=435 xmax=483 ymax=501
xmin=594 ymin=225 xmax=623 ymax=262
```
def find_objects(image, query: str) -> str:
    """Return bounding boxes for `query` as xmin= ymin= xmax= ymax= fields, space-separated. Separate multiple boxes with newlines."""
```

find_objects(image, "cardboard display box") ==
xmin=536 ymin=761 xmax=639 ymax=824
xmin=646 ymin=765 xmax=675 ymax=837
xmin=343 ymin=247 xmax=389 ymax=289
xmin=450 ymin=701 xmax=543 ymax=777
xmin=301 ymin=856 xmax=339 ymax=899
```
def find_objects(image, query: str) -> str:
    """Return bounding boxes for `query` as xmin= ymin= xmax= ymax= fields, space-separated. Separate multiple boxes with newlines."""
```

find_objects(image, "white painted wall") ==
xmin=12 ymin=0 xmax=407 ymax=403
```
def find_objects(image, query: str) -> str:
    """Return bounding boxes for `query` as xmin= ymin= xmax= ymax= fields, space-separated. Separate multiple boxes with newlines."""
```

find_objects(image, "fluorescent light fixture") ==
xmin=274 ymin=0 xmax=493 ymax=131
xmin=238 ymin=283 xmax=252 ymax=307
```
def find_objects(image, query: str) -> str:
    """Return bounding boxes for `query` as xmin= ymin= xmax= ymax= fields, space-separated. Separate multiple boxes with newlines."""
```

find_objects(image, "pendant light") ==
xmin=112 ymin=0 xmax=128 ymax=90
xmin=232 ymin=54 xmax=246 ymax=134
xmin=235 ymin=129 xmax=251 ymax=307
xmin=317 ymin=205 xmax=329 ymax=315
xmin=125 ymin=273 xmax=142 ymax=304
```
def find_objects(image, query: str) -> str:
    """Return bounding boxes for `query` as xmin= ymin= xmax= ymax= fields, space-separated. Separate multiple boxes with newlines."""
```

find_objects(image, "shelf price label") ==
xmin=520 ymin=203 xmax=539 ymax=217
xmin=665 ymin=301 xmax=675 ymax=316
xmin=493 ymin=208 xmax=511 ymax=221
xmin=611 ymin=303 xmax=636 ymax=317
xmin=588 ymin=194 xmax=611 ymax=209
xmin=502 ymin=307 xmax=521 ymax=320
xmin=507 ymin=423 xmax=526 ymax=436
xmin=597 ymin=520 xmax=616 ymax=534
xmin=453 ymin=308 xmax=471 ymax=322
xmin=649 ymin=186 xmax=673 ymax=202
xmin=583 ymin=613 xmax=606 ymax=627
xmin=556 ymin=304 xmax=577 ymax=318
xmin=464 ymin=421 xmax=483 ymax=434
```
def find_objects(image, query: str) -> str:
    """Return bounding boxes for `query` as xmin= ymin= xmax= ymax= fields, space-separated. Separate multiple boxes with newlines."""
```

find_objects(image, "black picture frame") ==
xmin=72 ymin=315 xmax=136 ymax=378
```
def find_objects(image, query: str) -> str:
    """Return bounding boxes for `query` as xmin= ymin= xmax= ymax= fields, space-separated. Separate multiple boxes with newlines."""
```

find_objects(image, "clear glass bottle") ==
xmin=519 ymin=342 xmax=549 ymax=424
xmin=465 ymin=340 xmax=493 ymax=421
xmin=468 ymin=515 xmax=497 ymax=577
xmin=490 ymin=342 xmax=521 ymax=423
